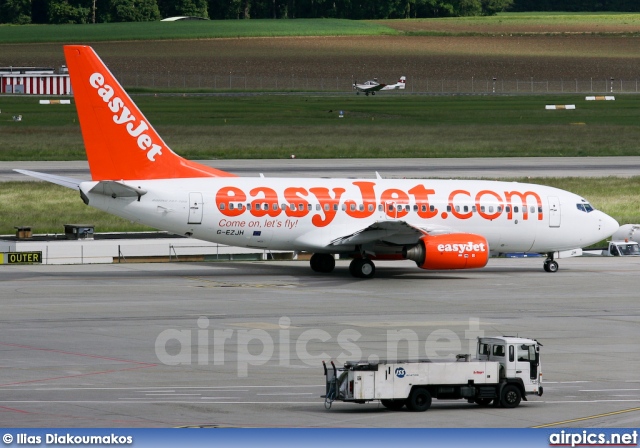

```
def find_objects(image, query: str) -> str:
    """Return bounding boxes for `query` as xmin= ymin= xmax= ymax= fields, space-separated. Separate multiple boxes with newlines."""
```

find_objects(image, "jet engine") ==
xmin=403 ymin=234 xmax=489 ymax=270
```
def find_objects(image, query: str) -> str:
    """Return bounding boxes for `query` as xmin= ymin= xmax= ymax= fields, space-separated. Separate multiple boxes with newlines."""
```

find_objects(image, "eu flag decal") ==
xmin=253 ymin=231 xmax=261 ymax=236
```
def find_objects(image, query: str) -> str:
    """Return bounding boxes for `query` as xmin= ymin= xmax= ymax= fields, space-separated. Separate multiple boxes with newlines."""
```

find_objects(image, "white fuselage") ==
xmin=80 ymin=177 xmax=617 ymax=256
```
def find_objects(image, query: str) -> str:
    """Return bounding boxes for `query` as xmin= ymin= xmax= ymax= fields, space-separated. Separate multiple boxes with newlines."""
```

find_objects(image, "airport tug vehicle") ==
xmin=322 ymin=336 xmax=542 ymax=411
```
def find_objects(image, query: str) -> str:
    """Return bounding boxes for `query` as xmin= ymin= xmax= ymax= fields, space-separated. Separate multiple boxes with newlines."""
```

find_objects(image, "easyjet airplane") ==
xmin=17 ymin=46 xmax=619 ymax=278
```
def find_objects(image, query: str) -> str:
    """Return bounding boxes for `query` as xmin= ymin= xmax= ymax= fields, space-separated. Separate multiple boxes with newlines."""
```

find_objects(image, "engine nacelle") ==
xmin=404 ymin=234 xmax=489 ymax=270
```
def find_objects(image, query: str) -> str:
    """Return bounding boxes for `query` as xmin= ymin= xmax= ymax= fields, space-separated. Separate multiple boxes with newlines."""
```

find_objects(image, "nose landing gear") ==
xmin=543 ymin=258 xmax=558 ymax=273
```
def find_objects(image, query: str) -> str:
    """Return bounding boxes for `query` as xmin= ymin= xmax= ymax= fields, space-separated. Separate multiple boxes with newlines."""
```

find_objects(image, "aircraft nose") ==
xmin=599 ymin=212 xmax=619 ymax=237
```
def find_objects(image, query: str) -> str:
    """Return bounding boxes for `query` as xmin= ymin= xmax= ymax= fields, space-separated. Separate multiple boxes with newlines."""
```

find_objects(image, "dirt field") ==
xmin=2 ymin=33 xmax=640 ymax=82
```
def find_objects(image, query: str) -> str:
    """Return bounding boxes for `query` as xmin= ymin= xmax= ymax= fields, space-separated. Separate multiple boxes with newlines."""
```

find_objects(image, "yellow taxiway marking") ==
xmin=532 ymin=406 xmax=640 ymax=428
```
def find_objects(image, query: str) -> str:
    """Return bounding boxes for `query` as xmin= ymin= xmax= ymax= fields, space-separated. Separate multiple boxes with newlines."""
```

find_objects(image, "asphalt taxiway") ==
xmin=2 ymin=156 xmax=640 ymax=181
xmin=1 ymin=257 xmax=639 ymax=427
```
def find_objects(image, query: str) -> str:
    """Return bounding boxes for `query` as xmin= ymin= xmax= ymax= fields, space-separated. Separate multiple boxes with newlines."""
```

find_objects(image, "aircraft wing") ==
xmin=329 ymin=220 xmax=455 ymax=247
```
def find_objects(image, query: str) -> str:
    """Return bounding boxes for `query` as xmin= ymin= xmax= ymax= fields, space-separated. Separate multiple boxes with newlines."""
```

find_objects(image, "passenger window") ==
xmin=229 ymin=203 xmax=234 ymax=210
xmin=273 ymin=204 xmax=278 ymax=210
xmin=430 ymin=205 xmax=435 ymax=212
xmin=421 ymin=205 xmax=426 ymax=212
xmin=455 ymin=206 xmax=460 ymax=212
xmin=489 ymin=206 xmax=494 ymax=213
xmin=447 ymin=206 xmax=452 ymax=212
xmin=368 ymin=204 xmax=374 ymax=212
xmin=324 ymin=204 xmax=329 ymax=211
xmin=350 ymin=204 xmax=355 ymax=211
xmin=538 ymin=206 xmax=543 ymax=213
xmin=463 ymin=205 xmax=468 ymax=212
xmin=505 ymin=206 xmax=511 ymax=212
xmin=481 ymin=206 xmax=485 ymax=212
xmin=530 ymin=206 xmax=535 ymax=214
xmin=238 ymin=203 xmax=244 ymax=210
xmin=308 ymin=204 xmax=313 ymax=211
xmin=414 ymin=205 xmax=418 ymax=212
xmin=514 ymin=206 xmax=519 ymax=213
xmin=246 ymin=203 xmax=252 ymax=210
xmin=263 ymin=203 xmax=268 ymax=210
xmin=378 ymin=204 xmax=383 ymax=211
xmin=359 ymin=204 xmax=364 ymax=211
xmin=472 ymin=206 xmax=477 ymax=212
xmin=497 ymin=206 xmax=503 ymax=212
xmin=342 ymin=204 xmax=347 ymax=211
xmin=220 ymin=203 xmax=225 ymax=210
xmin=333 ymin=204 xmax=338 ymax=211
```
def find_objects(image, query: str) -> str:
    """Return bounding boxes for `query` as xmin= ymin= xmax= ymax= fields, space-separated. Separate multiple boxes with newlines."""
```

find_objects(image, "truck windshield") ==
xmin=619 ymin=244 xmax=640 ymax=255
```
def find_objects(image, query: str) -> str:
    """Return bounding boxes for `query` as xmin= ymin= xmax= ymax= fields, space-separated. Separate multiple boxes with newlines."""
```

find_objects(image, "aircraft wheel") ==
xmin=543 ymin=260 xmax=558 ymax=273
xmin=371 ymin=91 xmax=375 ymax=95
xmin=310 ymin=253 xmax=335 ymax=273
xmin=349 ymin=258 xmax=375 ymax=279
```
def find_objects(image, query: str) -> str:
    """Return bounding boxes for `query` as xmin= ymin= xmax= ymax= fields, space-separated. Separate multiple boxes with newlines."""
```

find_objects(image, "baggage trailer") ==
xmin=322 ymin=336 xmax=542 ymax=411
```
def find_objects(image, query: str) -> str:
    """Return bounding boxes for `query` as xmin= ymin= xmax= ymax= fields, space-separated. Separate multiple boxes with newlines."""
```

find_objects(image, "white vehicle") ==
xmin=353 ymin=76 xmax=406 ymax=95
xmin=322 ymin=336 xmax=542 ymax=411
xmin=602 ymin=240 xmax=640 ymax=256
xmin=16 ymin=46 xmax=618 ymax=278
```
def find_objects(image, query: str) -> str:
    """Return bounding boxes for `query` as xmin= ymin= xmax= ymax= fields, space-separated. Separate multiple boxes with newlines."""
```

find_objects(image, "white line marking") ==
xmin=257 ymin=393 xmax=314 ymax=396
xmin=580 ymin=389 xmax=640 ymax=392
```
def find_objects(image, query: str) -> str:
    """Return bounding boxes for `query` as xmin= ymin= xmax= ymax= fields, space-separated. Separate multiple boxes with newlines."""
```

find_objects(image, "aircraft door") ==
xmin=548 ymin=196 xmax=561 ymax=228
xmin=188 ymin=192 xmax=203 ymax=224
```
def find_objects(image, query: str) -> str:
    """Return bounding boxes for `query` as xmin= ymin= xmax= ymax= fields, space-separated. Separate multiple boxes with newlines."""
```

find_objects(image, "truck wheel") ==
xmin=407 ymin=388 xmax=432 ymax=412
xmin=381 ymin=399 xmax=405 ymax=410
xmin=500 ymin=385 xmax=522 ymax=408
xmin=474 ymin=398 xmax=493 ymax=407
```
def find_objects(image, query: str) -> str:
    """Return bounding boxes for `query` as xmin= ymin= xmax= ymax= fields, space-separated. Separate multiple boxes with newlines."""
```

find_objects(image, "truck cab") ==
xmin=604 ymin=240 xmax=640 ymax=257
xmin=476 ymin=336 xmax=543 ymax=398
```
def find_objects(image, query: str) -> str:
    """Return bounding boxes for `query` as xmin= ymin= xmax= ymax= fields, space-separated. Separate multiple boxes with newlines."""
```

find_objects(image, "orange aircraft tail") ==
xmin=64 ymin=45 xmax=235 ymax=181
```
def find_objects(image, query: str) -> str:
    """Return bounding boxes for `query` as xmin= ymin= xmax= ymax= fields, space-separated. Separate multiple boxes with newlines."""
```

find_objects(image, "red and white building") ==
xmin=0 ymin=67 xmax=72 ymax=95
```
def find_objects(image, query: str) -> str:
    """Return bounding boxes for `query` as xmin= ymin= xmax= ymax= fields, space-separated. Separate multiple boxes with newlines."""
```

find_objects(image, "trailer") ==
xmin=322 ymin=336 xmax=542 ymax=412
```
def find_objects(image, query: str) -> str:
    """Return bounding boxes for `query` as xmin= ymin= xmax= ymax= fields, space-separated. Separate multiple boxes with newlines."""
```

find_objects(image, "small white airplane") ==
xmin=17 ymin=46 xmax=619 ymax=278
xmin=353 ymin=76 xmax=406 ymax=95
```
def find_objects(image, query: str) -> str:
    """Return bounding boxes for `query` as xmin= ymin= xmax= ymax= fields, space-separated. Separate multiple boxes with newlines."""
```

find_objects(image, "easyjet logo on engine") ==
xmin=89 ymin=72 xmax=163 ymax=162
xmin=437 ymin=242 xmax=487 ymax=254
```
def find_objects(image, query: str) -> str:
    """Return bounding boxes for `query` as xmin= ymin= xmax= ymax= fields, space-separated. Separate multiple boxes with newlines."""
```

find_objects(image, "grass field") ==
xmin=0 ymin=19 xmax=397 ymax=44
xmin=0 ymin=13 xmax=638 ymax=45
xmin=1 ymin=94 xmax=639 ymax=161
xmin=2 ymin=177 xmax=638 ymax=235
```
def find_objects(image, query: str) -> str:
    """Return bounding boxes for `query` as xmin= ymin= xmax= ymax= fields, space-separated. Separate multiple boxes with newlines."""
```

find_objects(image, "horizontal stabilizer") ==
xmin=13 ymin=169 xmax=82 ymax=190
xmin=89 ymin=181 xmax=147 ymax=199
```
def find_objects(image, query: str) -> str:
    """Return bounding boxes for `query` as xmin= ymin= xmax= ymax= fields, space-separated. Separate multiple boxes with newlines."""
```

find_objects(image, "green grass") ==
xmin=0 ymin=19 xmax=398 ymax=44
xmin=1 ymin=94 xmax=639 ymax=161
xmin=2 ymin=177 xmax=637 ymax=235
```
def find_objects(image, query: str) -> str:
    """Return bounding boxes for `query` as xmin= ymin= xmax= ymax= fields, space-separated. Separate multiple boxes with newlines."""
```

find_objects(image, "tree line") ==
xmin=1 ymin=0 xmax=639 ymax=24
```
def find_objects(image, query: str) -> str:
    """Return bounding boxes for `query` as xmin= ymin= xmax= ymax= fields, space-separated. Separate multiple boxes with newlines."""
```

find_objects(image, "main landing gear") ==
xmin=349 ymin=258 xmax=375 ymax=279
xmin=309 ymin=254 xmax=376 ymax=279
xmin=543 ymin=257 xmax=559 ymax=273
xmin=310 ymin=253 xmax=335 ymax=273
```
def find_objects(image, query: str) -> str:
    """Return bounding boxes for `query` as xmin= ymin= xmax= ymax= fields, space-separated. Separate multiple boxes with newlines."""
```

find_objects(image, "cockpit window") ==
xmin=576 ymin=203 xmax=594 ymax=213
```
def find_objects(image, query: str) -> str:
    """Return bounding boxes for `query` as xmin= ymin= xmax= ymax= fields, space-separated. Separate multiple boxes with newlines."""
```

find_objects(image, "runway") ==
xmin=3 ymin=156 xmax=640 ymax=182
xmin=1 ymin=257 xmax=639 ymax=427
